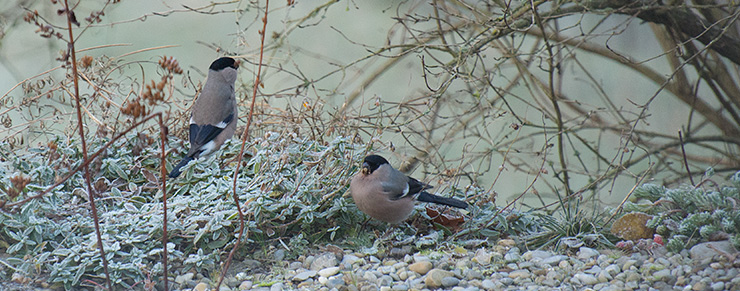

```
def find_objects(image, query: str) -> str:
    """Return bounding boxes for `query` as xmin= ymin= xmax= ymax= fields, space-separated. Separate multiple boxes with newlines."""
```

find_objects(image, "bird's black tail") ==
xmin=416 ymin=192 xmax=468 ymax=209
xmin=168 ymin=156 xmax=194 ymax=178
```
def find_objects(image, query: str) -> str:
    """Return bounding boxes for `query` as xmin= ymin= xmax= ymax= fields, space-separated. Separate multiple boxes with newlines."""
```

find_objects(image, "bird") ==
xmin=350 ymin=154 xmax=468 ymax=224
xmin=168 ymin=57 xmax=239 ymax=178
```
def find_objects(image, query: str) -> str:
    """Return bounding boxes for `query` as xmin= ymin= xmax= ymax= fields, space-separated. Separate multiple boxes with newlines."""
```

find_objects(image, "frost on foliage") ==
xmin=0 ymin=133 xmax=370 ymax=289
xmin=622 ymin=171 xmax=740 ymax=251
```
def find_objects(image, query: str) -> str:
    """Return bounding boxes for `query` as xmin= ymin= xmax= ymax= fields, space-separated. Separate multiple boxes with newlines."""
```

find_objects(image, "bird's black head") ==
xmin=361 ymin=154 xmax=389 ymax=175
xmin=209 ymin=57 xmax=239 ymax=71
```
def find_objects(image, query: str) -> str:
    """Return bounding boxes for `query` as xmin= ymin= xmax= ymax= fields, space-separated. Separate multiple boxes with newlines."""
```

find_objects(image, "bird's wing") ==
xmin=406 ymin=176 xmax=433 ymax=197
xmin=189 ymin=112 xmax=234 ymax=151
xmin=378 ymin=165 xmax=432 ymax=201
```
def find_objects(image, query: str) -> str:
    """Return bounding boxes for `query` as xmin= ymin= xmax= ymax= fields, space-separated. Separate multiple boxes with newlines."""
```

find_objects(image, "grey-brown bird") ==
xmin=168 ymin=57 xmax=239 ymax=178
xmin=350 ymin=154 xmax=468 ymax=223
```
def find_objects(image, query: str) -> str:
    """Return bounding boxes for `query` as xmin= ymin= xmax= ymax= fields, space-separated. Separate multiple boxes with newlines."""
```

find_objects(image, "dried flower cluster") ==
xmin=79 ymin=55 xmax=94 ymax=69
xmin=122 ymin=56 xmax=184 ymax=119
xmin=4 ymin=175 xmax=31 ymax=200
xmin=23 ymin=10 xmax=64 ymax=39
xmin=121 ymin=98 xmax=147 ymax=119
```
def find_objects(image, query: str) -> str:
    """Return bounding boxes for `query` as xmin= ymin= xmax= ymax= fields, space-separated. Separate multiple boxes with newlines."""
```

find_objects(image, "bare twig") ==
xmin=62 ymin=0 xmax=111 ymax=288
xmin=218 ymin=0 xmax=270 ymax=288
xmin=678 ymin=130 xmax=695 ymax=186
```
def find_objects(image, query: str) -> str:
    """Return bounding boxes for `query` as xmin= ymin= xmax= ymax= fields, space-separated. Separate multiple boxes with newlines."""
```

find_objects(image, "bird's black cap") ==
xmin=362 ymin=155 xmax=389 ymax=173
xmin=209 ymin=57 xmax=238 ymax=71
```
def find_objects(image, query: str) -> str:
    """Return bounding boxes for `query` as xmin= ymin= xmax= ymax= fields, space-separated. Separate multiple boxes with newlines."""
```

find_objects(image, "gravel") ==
xmin=5 ymin=238 xmax=738 ymax=290
xmin=162 ymin=239 xmax=740 ymax=291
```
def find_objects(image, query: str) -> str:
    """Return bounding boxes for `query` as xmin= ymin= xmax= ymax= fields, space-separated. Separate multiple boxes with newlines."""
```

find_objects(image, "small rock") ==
xmin=378 ymin=266 xmax=394 ymax=274
xmin=541 ymin=255 xmax=569 ymax=265
xmin=310 ymin=253 xmax=338 ymax=271
xmin=270 ymin=282 xmax=284 ymax=291
xmin=409 ymin=261 xmax=434 ymax=275
xmin=363 ymin=271 xmax=378 ymax=281
xmin=473 ymin=248 xmax=493 ymax=265
xmin=624 ymin=271 xmax=641 ymax=282
xmin=693 ymin=280 xmax=709 ymax=291
xmin=292 ymin=270 xmax=317 ymax=281
xmin=326 ymin=278 xmax=345 ymax=289
xmin=390 ymin=246 xmax=414 ymax=257
xmin=577 ymin=247 xmax=599 ymax=260
xmin=653 ymin=269 xmax=673 ymax=281
xmin=498 ymin=277 xmax=514 ymax=285
xmin=597 ymin=270 xmax=612 ymax=282
xmin=710 ymin=281 xmax=725 ymax=291
xmin=604 ymin=264 xmax=621 ymax=276
xmin=522 ymin=250 xmax=552 ymax=260
xmin=622 ymin=259 xmax=637 ymax=270
xmin=175 ymin=273 xmax=195 ymax=284
xmin=689 ymin=241 xmax=738 ymax=261
xmin=194 ymin=282 xmax=209 ymax=291
xmin=424 ymin=269 xmax=454 ymax=288
xmin=238 ymin=281 xmax=252 ymax=290
xmin=466 ymin=269 xmax=483 ymax=280
xmin=319 ymin=266 xmax=340 ymax=277
xmin=481 ymin=279 xmax=496 ymax=290
xmin=288 ymin=261 xmax=303 ymax=270
xmin=379 ymin=275 xmax=393 ymax=286
xmin=398 ymin=270 xmax=409 ymax=280
xmin=224 ymin=276 xmax=240 ymax=288
xmin=518 ymin=261 xmax=534 ymax=269
xmin=441 ymin=276 xmax=460 ymax=287
xmin=504 ymin=252 xmax=521 ymax=261
xmin=584 ymin=265 xmax=602 ymax=274
xmin=573 ymin=273 xmax=598 ymax=285
xmin=542 ymin=278 xmax=559 ymax=287
xmin=392 ymin=283 xmax=409 ymax=291
xmin=508 ymin=270 xmax=530 ymax=279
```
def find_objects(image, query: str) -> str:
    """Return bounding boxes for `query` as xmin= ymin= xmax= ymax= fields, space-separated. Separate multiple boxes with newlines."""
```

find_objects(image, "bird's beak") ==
xmin=360 ymin=162 xmax=370 ymax=175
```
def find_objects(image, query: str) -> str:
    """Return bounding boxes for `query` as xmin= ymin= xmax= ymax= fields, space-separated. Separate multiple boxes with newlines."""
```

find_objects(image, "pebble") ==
xmin=292 ymin=270 xmax=317 ymax=281
xmin=541 ymin=255 xmax=568 ymax=265
xmin=522 ymin=250 xmax=552 ymax=260
xmin=175 ymin=273 xmax=194 ymax=284
xmin=690 ymin=240 xmax=738 ymax=261
xmin=408 ymin=261 xmax=433 ymax=275
xmin=424 ymin=269 xmax=454 ymax=288
xmin=238 ymin=280 xmax=252 ymax=290
xmin=441 ymin=276 xmax=460 ymax=287
xmin=318 ymin=266 xmax=340 ymax=277
xmin=184 ymin=241 xmax=740 ymax=291
xmin=481 ymin=279 xmax=496 ymax=290
xmin=270 ymin=282 xmax=283 ymax=291
xmin=194 ymin=282 xmax=208 ymax=291
xmin=577 ymin=247 xmax=600 ymax=260
xmin=507 ymin=269 xmax=530 ymax=279
xmin=710 ymin=281 xmax=725 ymax=291
xmin=310 ymin=253 xmax=338 ymax=270
xmin=473 ymin=248 xmax=493 ymax=265
xmin=326 ymin=278 xmax=344 ymax=289
xmin=573 ymin=273 xmax=598 ymax=285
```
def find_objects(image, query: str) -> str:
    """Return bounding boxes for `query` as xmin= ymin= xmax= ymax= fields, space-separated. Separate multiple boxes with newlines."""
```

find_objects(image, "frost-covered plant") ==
xmin=623 ymin=170 xmax=740 ymax=251
xmin=0 ymin=133 xmax=371 ymax=289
